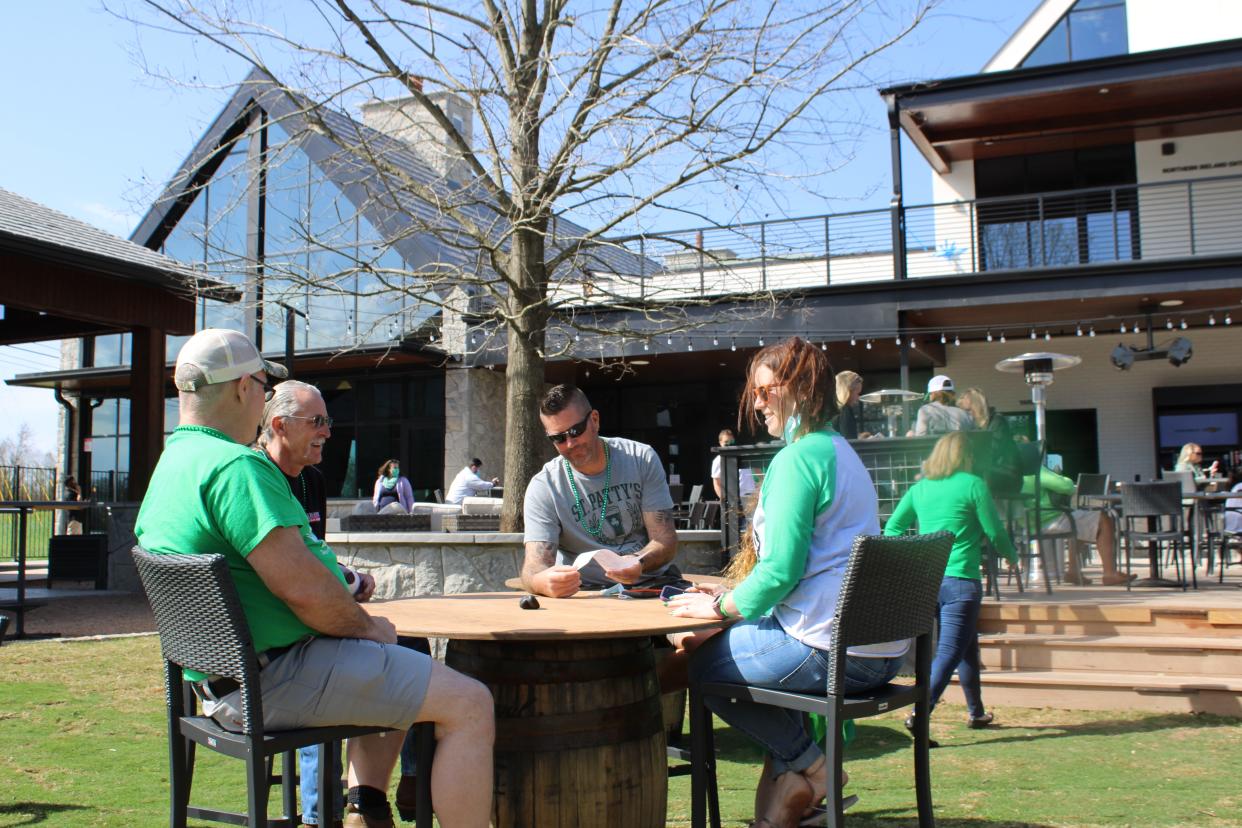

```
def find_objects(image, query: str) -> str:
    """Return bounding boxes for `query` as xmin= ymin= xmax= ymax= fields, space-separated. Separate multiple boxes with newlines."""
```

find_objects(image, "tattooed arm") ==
xmin=522 ymin=540 xmax=581 ymax=598
xmin=603 ymin=509 xmax=679 ymax=584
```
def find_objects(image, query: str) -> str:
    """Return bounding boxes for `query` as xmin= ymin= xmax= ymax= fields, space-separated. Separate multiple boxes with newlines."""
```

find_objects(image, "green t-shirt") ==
xmin=135 ymin=425 xmax=346 ymax=663
xmin=884 ymin=470 xmax=1017 ymax=580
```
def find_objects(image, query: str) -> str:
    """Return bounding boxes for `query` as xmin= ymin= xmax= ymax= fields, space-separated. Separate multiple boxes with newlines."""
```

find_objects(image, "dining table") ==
xmin=367 ymin=590 xmax=725 ymax=828
xmin=0 ymin=500 xmax=94 ymax=638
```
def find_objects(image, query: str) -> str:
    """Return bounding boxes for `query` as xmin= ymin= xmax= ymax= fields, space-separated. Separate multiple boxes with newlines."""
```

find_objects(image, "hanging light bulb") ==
xmin=730 ymin=339 xmax=737 ymax=352
xmin=821 ymin=341 xmax=827 ymax=351
xmin=712 ymin=336 xmax=719 ymax=346
xmin=1000 ymin=332 xmax=1006 ymax=343
xmin=1044 ymin=331 xmax=1051 ymax=341
xmin=687 ymin=341 xmax=694 ymax=351
xmin=1135 ymin=320 xmax=1142 ymax=334
xmin=1076 ymin=324 xmax=1083 ymax=337
xmin=643 ymin=340 xmax=649 ymax=351
xmin=865 ymin=339 xmax=872 ymax=350
xmin=910 ymin=338 xmax=917 ymax=349
xmin=575 ymin=332 xmax=581 ymax=342
xmin=954 ymin=334 xmax=960 ymax=347
xmin=940 ymin=333 xmax=946 ymax=344
xmin=758 ymin=337 xmax=765 ymax=346
xmin=666 ymin=336 xmax=672 ymax=345
xmin=1227 ymin=313 xmax=1233 ymax=326
xmin=1180 ymin=319 xmax=1187 ymax=330
xmin=1121 ymin=322 xmax=1127 ymax=333
xmin=849 ymin=334 xmax=856 ymax=346
xmin=1210 ymin=314 xmax=1217 ymax=326
xmin=895 ymin=334 xmax=901 ymax=345
xmin=1166 ymin=318 xmax=1174 ymax=330
xmin=1030 ymin=328 xmax=1037 ymax=340
xmin=1089 ymin=326 xmax=1096 ymax=337
xmin=986 ymin=331 xmax=993 ymax=342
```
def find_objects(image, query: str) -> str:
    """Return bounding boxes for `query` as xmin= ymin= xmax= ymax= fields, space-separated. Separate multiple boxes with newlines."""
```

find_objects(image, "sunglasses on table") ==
xmin=283 ymin=414 xmax=334 ymax=428
xmin=752 ymin=383 xmax=785 ymax=404
xmin=546 ymin=409 xmax=594 ymax=444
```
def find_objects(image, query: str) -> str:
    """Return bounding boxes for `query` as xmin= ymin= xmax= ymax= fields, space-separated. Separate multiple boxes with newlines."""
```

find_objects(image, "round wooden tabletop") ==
xmin=367 ymin=591 xmax=726 ymax=640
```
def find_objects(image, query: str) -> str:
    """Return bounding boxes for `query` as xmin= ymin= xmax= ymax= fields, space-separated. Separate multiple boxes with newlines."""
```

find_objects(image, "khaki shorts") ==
xmin=210 ymin=636 xmax=432 ymax=733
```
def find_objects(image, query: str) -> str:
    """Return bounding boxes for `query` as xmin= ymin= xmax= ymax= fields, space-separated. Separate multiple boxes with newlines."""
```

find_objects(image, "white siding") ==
xmin=1127 ymin=0 xmax=1242 ymax=52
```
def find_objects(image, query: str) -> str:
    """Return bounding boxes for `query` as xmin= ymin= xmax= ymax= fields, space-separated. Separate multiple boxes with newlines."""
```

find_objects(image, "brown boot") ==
xmin=342 ymin=804 xmax=394 ymax=828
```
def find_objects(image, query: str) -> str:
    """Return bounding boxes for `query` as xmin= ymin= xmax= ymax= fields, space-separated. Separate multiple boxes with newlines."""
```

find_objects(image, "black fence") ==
xmin=0 ymin=465 xmax=58 ymax=563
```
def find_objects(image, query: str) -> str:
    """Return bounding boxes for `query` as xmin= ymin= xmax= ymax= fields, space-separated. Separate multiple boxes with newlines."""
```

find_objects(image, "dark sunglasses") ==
xmin=284 ymin=414 xmax=334 ymax=428
xmin=250 ymin=373 xmax=276 ymax=402
xmin=546 ymin=409 xmax=594 ymax=444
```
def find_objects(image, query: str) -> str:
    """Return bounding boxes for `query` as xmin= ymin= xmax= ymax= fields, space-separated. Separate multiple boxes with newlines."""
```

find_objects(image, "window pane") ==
xmin=1069 ymin=6 xmax=1128 ymax=62
xmin=117 ymin=398 xmax=131 ymax=437
xmin=306 ymin=250 xmax=357 ymax=349
xmin=93 ymin=399 xmax=118 ymax=437
xmin=1022 ymin=18 xmax=1069 ymax=67
xmin=1041 ymin=217 xmax=1080 ymax=266
xmin=266 ymin=123 xmax=311 ymax=257
xmin=161 ymin=186 xmax=208 ymax=265
xmin=206 ymin=145 xmax=252 ymax=265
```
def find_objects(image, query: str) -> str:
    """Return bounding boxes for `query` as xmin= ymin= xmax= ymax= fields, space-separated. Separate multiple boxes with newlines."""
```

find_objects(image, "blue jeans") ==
xmin=929 ymin=576 xmax=985 ymax=718
xmin=690 ymin=615 xmax=904 ymax=776
xmin=299 ymin=635 xmax=429 ymax=825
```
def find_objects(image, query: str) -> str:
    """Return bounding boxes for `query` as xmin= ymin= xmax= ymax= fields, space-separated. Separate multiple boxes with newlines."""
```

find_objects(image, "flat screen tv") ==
xmin=1157 ymin=411 xmax=1239 ymax=449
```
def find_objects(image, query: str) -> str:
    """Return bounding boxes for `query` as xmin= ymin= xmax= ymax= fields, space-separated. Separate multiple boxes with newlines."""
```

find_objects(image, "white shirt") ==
xmin=710 ymin=454 xmax=756 ymax=498
xmin=446 ymin=466 xmax=494 ymax=504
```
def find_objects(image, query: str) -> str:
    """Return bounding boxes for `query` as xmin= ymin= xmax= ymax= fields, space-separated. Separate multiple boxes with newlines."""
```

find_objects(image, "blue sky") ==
xmin=0 ymin=0 xmax=1041 ymax=457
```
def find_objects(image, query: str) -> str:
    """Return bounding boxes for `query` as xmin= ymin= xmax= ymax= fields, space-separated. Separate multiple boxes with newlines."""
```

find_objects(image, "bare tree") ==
xmin=121 ymin=0 xmax=933 ymax=528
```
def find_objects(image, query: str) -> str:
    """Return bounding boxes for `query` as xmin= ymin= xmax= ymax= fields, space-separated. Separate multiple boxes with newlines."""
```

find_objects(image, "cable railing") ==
xmin=583 ymin=173 xmax=1242 ymax=303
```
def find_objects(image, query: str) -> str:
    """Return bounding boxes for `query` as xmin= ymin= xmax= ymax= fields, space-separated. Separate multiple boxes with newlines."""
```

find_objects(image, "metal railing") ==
xmin=0 ymin=465 xmax=57 ymax=563
xmin=584 ymin=173 xmax=1242 ymax=302
xmin=89 ymin=471 xmax=130 ymax=503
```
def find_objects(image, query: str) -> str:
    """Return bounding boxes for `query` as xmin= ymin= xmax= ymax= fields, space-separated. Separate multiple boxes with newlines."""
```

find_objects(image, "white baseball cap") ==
xmin=927 ymin=374 xmax=954 ymax=394
xmin=173 ymin=328 xmax=288 ymax=392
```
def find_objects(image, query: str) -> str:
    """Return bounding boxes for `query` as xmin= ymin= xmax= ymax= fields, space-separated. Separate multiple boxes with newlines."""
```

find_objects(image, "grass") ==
xmin=2 ymin=636 xmax=1240 ymax=827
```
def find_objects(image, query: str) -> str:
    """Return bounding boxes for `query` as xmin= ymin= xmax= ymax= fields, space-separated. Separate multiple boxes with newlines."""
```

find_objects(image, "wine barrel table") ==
xmin=367 ymin=591 xmax=724 ymax=828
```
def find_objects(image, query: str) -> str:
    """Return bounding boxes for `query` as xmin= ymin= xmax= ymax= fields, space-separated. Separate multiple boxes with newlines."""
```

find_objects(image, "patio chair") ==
xmin=681 ymin=500 xmax=707 ymax=530
xmin=131 ymin=547 xmax=430 ymax=827
xmin=687 ymin=484 xmax=704 ymax=506
xmin=687 ymin=531 xmax=953 ymax=828
xmin=1119 ymin=482 xmax=1194 ymax=591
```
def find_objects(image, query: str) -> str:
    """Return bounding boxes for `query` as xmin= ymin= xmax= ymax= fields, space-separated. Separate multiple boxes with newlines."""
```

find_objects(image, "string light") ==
xmin=730 ymin=339 xmax=736 ymax=352
xmin=1044 ymin=331 xmax=1051 ymax=341
xmin=758 ymin=337 xmax=765 ymax=346
xmin=865 ymin=340 xmax=872 ymax=350
xmin=895 ymin=334 xmax=901 ymax=345
xmin=1227 ymin=313 xmax=1233 ymax=326
xmin=954 ymin=334 xmax=960 ymax=347
xmin=1210 ymin=314 xmax=1217 ymax=326
xmin=1166 ymin=318 xmax=1174 ymax=330
xmin=1000 ymin=332 xmax=1006 ymax=343
xmin=666 ymin=336 xmax=672 ymax=345
xmin=643 ymin=340 xmax=649 ymax=351
xmin=1180 ymin=319 xmax=1187 ymax=330
xmin=940 ymin=333 xmax=946 ymax=344
xmin=821 ymin=341 xmax=827 ymax=351
xmin=1134 ymin=320 xmax=1142 ymax=334
xmin=910 ymin=338 xmax=917 ymax=349
xmin=1089 ymin=326 xmax=1096 ymax=337
xmin=687 ymin=341 xmax=693 ymax=351
xmin=1120 ymin=322 xmax=1127 ymax=333
xmin=849 ymin=334 xmax=856 ymax=346
xmin=1030 ymin=329 xmax=1037 ymax=340
xmin=712 ymin=337 xmax=719 ymax=346
xmin=575 ymin=332 xmax=581 ymax=342
xmin=986 ymin=331 xmax=993 ymax=342
xmin=1076 ymin=324 xmax=1083 ymax=337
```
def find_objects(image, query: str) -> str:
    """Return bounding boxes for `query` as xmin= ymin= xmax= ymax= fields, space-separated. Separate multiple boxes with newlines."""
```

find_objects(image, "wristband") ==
xmin=712 ymin=592 xmax=733 ymax=620
xmin=719 ymin=591 xmax=734 ymax=619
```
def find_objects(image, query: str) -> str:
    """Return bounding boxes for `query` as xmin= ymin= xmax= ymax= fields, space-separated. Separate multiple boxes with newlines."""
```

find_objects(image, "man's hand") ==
xmin=603 ymin=555 xmax=643 ymax=585
xmin=354 ymin=572 xmax=376 ymax=603
xmin=534 ymin=565 xmax=582 ymax=598
xmin=364 ymin=614 xmax=398 ymax=644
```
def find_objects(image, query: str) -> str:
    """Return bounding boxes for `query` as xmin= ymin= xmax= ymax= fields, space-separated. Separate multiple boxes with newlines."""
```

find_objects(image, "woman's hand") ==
xmin=685 ymin=582 xmax=726 ymax=597
xmin=666 ymin=591 xmax=720 ymax=619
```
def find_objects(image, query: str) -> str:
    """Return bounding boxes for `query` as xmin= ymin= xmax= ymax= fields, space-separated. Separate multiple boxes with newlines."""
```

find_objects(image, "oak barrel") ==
xmin=446 ymin=636 xmax=667 ymax=828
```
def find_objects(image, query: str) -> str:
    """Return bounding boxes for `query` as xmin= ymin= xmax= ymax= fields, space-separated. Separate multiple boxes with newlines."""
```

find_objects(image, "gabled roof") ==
xmin=0 ymin=186 xmax=224 ymax=290
xmin=131 ymin=69 xmax=654 ymax=291
xmin=984 ymin=0 xmax=1077 ymax=73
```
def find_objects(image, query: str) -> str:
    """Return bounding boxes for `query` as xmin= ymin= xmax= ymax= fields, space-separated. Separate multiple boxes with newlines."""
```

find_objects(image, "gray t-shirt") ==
xmin=524 ymin=437 xmax=677 ymax=588
xmin=913 ymin=401 xmax=975 ymax=436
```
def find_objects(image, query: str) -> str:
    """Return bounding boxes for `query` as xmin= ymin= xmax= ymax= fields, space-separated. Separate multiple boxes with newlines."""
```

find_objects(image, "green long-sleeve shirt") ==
xmin=884 ymin=471 xmax=1017 ymax=580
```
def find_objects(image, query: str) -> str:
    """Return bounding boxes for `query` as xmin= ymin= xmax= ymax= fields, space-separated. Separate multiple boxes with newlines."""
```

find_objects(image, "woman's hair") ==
xmin=923 ymin=431 xmax=972 ymax=480
xmin=834 ymin=370 xmax=863 ymax=408
xmin=722 ymin=526 xmax=757 ymax=585
xmin=957 ymin=387 xmax=990 ymax=427
xmin=739 ymin=337 xmax=837 ymax=441
xmin=1176 ymin=443 xmax=1201 ymax=467
xmin=377 ymin=459 xmax=401 ymax=479
xmin=928 ymin=389 xmax=957 ymax=406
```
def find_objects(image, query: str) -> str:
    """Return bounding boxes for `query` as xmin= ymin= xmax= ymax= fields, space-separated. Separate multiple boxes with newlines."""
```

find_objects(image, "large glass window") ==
xmin=975 ymin=144 xmax=1138 ymax=271
xmin=1021 ymin=0 xmax=1127 ymax=68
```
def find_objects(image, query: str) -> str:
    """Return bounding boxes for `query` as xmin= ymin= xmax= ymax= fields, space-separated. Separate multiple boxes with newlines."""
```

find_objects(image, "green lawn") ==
xmin=2 ymin=636 xmax=1239 ymax=827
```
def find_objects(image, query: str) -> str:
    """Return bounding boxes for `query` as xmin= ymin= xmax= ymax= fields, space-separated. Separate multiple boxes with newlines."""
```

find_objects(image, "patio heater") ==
xmin=995 ymin=352 xmax=1081 ymax=592
xmin=994 ymin=352 xmax=1081 ymax=443
xmin=859 ymin=388 xmax=923 ymax=438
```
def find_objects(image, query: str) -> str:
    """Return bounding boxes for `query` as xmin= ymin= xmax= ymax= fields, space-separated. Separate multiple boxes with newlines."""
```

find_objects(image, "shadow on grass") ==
xmin=843 ymin=810 xmax=1059 ymax=827
xmin=0 ymin=802 xmax=90 ymax=825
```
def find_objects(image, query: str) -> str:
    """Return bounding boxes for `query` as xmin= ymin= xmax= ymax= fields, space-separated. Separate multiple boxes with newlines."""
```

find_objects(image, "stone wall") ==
xmin=442 ymin=366 xmax=508 ymax=492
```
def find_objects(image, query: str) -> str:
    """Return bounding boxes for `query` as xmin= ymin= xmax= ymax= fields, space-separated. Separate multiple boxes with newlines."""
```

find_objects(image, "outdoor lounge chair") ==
xmin=687 ymin=531 xmax=952 ymax=828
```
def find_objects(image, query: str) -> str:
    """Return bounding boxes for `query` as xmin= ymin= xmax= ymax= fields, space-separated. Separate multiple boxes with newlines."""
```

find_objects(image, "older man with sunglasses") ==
xmin=521 ymin=383 xmax=682 ymax=598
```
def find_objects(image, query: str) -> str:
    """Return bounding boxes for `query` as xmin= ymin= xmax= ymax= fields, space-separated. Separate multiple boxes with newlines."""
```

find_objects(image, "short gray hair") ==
xmin=258 ymin=380 xmax=322 ymax=446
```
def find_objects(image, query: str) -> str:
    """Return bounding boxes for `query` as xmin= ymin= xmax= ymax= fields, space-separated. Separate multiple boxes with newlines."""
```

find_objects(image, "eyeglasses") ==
xmin=251 ymin=373 xmax=276 ymax=402
xmin=284 ymin=414 xmax=334 ymax=429
xmin=546 ymin=409 xmax=594 ymax=444
xmin=752 ymin=383 xmax=784 ymax=404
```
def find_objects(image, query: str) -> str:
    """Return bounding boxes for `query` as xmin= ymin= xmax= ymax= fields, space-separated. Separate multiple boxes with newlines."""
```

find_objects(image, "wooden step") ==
xmin=944 ymin=668 xmax=1242 ymax=716
xmin=980 ymin=603 xmax=1242 ymax=637
xmin=978 ymin=633 xmax=1242 ymax=676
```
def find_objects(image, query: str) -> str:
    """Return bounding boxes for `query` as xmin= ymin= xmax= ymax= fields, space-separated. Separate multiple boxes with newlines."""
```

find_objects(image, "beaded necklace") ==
xmin=564 ymin=441 xmax=611 ymax=538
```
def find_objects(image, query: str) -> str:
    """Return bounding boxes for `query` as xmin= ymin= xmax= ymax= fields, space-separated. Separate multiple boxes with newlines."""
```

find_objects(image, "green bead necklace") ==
xmin=564 ymin=441 xmax=611 ymax=538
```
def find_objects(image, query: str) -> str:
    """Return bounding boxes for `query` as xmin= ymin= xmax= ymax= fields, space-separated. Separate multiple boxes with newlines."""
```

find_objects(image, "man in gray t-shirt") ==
xmin=522 ymin=384 xmax=679 ymax=597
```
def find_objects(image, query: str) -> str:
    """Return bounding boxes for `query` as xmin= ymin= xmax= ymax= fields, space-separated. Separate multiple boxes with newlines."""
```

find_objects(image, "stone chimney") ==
xmin=360 ymin=90 xmax=474 ymax=189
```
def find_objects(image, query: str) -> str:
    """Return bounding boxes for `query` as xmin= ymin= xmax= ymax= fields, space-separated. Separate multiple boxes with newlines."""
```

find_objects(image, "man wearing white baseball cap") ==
xmin=136 ymin=328 xmax=494 ymax=828
xmin=909 ymin=374 xmax=975 ymax=436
